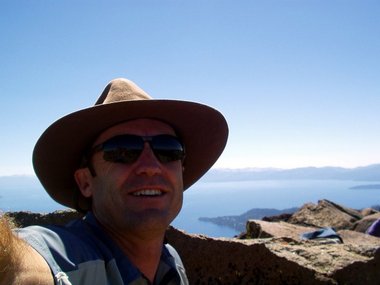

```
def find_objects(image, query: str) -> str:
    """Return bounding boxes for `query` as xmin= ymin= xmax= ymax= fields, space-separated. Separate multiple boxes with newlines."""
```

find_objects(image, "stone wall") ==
xmin=165 ymin=227 xmax=380 ymax=285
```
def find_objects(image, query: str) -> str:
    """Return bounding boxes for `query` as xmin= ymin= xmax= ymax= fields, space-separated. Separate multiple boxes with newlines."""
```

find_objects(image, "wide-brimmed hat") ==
xmin=33 ymin=78 xmax=228 ymax=210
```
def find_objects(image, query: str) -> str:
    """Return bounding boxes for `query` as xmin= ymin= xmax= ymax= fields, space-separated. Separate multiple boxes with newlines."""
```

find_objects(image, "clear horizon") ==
xmin=1 ymin=162 xmax=380 ymax=179
xmin=1 ymin=1 xmax=380 ymax=175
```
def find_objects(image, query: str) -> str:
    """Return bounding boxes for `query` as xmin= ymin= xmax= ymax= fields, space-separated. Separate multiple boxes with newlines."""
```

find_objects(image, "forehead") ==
xmin=93 ymin=118 xmax=176 ymax=145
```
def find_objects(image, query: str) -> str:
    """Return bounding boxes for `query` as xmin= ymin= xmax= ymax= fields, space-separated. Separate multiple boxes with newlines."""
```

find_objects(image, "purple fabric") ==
xmin=366 ymin=218 xmax=380 ymax=237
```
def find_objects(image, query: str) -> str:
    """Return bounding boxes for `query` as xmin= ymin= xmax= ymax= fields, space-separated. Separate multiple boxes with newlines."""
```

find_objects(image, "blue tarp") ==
xmin=300 ymin=227 xmax=343 ymax=243
xmin=366 ymin=219 xmax=380 ymax=237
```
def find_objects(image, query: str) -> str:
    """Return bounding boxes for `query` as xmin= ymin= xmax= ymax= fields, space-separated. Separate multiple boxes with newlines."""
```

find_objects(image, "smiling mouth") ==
xmin=132 ymin=189 xmax=164 ymax=197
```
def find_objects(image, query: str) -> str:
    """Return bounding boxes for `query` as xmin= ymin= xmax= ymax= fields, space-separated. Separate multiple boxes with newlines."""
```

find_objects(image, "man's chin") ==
xmin=126 ymin=209 xmax=173 ymax=229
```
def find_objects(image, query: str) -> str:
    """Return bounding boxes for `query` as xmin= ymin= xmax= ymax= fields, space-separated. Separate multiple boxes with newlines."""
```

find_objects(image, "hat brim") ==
xmin=33 ymin=99 xmax=228 ymax=210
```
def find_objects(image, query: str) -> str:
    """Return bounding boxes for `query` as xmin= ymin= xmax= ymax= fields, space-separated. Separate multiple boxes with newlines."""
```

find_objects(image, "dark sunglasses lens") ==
xmin=100 ymin=135 xmax=184 ymax=164
xmin=151 ymin=135 xmax=185 ymax=162
xmin=102 ymin=135 xmax=143 ymax=163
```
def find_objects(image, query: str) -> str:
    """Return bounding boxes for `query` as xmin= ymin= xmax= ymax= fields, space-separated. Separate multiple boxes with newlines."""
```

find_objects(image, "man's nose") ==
xmin=135 ymin=142 xmax=162 ymax=176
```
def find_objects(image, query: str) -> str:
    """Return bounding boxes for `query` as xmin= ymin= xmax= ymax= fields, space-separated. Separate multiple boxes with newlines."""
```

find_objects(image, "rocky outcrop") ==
xmin=287 ymin=199 xmax=363 ymax=230
xmin=167 ymin=229 xmax=333 ymax=284
xmin=244 ymin=220 xmax=318 ymax=240
xmin=4 ymin=199 xmax=380 ymax=285
xmin=5 ymin=210 xmax=82 ymax=227
xmin=243 ymin=199 xmax=380 ymax=239
xmin=352 ymin=212 xmax=380 ymax=233
xmin=166 ymin=227 xmax=380 ymax=285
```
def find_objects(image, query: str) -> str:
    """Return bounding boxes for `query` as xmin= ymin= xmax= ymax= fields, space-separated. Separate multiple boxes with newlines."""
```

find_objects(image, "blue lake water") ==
xmin=0 ymin=179 xmax=378 ymax=237
xmin=172 ymin=179 xmax=379 ymax=237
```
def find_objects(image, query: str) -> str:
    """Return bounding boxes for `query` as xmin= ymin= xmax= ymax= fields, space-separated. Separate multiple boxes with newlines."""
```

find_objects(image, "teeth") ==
xmin=132 ymin=189 xmax=163 ymax=196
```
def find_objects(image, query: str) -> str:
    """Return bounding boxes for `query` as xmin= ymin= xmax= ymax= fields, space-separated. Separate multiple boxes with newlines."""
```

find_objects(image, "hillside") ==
xmin=199 ymin=207 xmax=298 ymax=232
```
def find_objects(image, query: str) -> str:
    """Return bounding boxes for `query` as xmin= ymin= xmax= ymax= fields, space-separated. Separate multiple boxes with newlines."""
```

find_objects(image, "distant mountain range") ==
xmin=0 ymin=164 xmax=380 ymax=190
xmin=201 ymin=164 xmax=380 ymax=182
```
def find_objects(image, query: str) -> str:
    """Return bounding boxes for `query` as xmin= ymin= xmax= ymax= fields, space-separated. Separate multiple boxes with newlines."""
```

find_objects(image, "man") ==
xmin=0 ymin=78 xmax=228 ymax=284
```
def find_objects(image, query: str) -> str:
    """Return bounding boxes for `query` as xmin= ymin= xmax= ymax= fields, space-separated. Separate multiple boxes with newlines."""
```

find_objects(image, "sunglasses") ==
xmin=90 ymin=134 xmax=185 ymax=164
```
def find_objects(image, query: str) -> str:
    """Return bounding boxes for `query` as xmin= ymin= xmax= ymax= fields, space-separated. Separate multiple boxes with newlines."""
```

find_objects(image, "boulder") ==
xmin=262 ymin=212 xmax=293 ymax=222
xmin=361 ymin=207 xmax=379 ymax=217
xmin=352 ymin=212 xmax=380 ymax=233
xmin=245 ymin=219 xmax=318 ymax=240
xmin=338 ymin=229 xmax=380 ymax=246
xmin=288 ymin=199 xmax=362 ymax=230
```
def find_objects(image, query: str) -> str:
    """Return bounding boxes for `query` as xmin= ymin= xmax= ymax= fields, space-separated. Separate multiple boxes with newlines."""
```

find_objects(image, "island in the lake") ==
xmin=199 ymin=207 xmax=299 ymax=232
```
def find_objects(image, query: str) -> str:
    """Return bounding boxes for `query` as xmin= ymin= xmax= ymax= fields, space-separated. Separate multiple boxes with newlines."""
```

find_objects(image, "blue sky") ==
xmin=1 ymin=1 xmax=380 ymax=175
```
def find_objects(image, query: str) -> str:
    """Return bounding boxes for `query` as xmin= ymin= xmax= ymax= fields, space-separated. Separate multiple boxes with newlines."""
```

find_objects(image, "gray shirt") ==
xmin=16 ymin=212 xmax=189 ymax=285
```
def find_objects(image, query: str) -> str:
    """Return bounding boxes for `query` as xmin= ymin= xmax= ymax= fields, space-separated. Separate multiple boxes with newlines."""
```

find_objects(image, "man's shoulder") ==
xmin=16 ymin=220 xmax=106 ymax=262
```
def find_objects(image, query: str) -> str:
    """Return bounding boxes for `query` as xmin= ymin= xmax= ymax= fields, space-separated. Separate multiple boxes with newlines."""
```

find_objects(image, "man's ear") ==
xmin=74 ymin=168 xmax=94 ymax=198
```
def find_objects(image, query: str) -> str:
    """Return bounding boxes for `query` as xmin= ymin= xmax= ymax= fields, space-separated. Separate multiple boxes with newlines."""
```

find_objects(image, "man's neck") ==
xmin=99 ymin=221 xmax=166 ymax=283
xmin=119 ymin=235 xmax=164 ymax=283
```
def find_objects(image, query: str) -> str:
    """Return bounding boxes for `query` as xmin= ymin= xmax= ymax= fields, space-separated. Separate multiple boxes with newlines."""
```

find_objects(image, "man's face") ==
xmin=76 ymin=119 xmax=184 ymax=236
